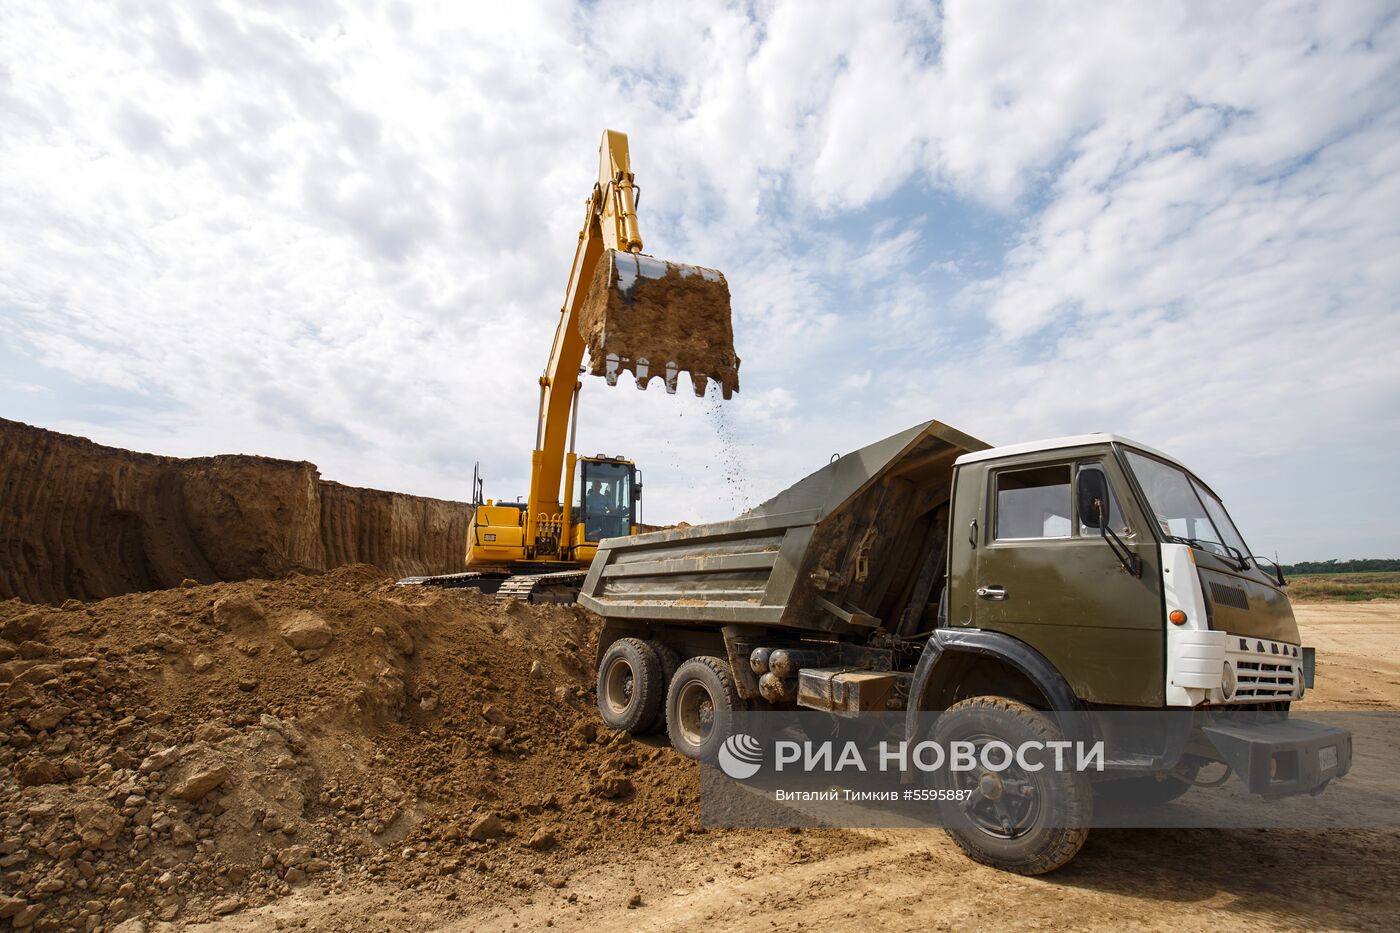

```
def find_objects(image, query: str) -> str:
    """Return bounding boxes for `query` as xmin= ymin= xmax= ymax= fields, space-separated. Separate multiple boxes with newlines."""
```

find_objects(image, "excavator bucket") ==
xmin=578 ymin=249 xmax=740 ymax=399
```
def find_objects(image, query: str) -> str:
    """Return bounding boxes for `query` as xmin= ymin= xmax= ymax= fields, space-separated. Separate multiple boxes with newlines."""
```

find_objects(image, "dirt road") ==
xmin=193 ymin=599 xmax=1400 ymax=933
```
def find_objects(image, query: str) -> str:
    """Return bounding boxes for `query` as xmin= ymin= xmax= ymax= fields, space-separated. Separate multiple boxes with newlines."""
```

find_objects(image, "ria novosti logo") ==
xmin=718 ymin=733 xmax=764 ymax=779
xmin=713 ymin=731 xmax=1106 ymax=780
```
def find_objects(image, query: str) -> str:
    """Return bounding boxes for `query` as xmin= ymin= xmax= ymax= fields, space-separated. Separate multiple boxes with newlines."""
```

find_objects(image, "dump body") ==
xmin=578 ymin=420 xmax=988 ymax=632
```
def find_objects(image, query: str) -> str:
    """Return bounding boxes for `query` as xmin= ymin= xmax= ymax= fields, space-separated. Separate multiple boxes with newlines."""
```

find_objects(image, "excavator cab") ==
xmin=573 ymin=456 xmax=638 ymax=544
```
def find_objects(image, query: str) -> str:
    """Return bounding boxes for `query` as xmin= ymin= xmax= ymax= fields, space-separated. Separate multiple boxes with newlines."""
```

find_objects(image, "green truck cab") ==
xmin=945 ymin=436 xmax=1302 ymax=709
xmin=579 ymin=421 xmax=1352 ymax=874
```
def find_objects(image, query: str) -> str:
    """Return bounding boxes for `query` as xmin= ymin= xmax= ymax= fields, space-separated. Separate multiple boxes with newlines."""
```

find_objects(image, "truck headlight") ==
xmin=1221 ymin=661 xmax=1236 ymax=700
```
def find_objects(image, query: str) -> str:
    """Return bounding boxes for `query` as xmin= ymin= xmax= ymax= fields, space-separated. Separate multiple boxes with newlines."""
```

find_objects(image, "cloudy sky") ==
xmin=2 ymin=1 xmax=1397 ymax=561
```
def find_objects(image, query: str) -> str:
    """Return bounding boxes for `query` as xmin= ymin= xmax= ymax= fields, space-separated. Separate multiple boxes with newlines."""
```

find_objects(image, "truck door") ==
xmin=971 ymin=457 xmax=1162 ymax=707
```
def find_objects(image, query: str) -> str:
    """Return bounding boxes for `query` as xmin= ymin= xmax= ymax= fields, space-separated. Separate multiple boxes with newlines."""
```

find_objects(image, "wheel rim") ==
xmin=603 ymin=657 xmax=635 ymax=715
xmin=949 ymin=732 xmax=1042 ymax=840
xmin=675 ymin=679 xmax=715 ymax=748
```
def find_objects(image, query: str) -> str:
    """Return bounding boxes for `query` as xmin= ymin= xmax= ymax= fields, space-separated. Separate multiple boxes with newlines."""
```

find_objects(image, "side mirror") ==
xmin=633 ymin=484 xmax=642 ymax=501
xmin=1077 ymin=469 xmax=1107 ymax=529
xmin=1078 ymin=467 xmax=1141 ymax=578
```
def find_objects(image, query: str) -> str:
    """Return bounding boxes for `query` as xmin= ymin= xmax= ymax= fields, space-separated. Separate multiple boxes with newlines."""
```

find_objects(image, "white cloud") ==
xmin=0 ymin=0 xmax=1397 ymax=560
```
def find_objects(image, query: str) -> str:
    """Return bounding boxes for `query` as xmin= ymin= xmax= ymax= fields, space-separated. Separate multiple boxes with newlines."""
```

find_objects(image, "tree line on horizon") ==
xmin=1279 ymin=558 xmax=1400 ymax=575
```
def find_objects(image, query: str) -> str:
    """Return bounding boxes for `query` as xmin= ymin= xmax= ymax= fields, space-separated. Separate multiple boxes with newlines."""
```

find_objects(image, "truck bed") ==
xmin=578 ymin=420 xmax=987 ymax=635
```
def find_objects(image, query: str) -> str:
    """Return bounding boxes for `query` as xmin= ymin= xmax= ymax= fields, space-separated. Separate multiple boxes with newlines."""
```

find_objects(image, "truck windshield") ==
xmin=581 ymin=461 xmax=633 ymax=542
xmin=1123 ymin=450 xmax=1250 ymax=563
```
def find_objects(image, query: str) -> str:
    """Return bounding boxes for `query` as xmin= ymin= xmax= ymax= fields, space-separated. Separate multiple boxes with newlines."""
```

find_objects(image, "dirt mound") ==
xmin=0 ymin=419 xmax=473 ymax=605
xmin=0 ymin=567 xmax=698 ymax=930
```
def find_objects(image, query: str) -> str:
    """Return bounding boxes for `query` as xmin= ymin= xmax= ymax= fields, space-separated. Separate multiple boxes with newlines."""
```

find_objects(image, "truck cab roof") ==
xmin=954 ymin=433 xmax=1189 ymax=473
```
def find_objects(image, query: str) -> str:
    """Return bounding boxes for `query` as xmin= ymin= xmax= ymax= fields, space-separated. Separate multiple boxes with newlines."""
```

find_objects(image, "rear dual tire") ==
xmin=666 ymin=656 xmax=742 ymax=761
xmin=596 ymin=638 xmax=683 ymax=735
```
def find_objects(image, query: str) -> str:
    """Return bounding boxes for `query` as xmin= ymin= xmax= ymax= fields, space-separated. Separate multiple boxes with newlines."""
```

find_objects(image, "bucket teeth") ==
xmin=579 ymin=249 xmax=741 ymax=399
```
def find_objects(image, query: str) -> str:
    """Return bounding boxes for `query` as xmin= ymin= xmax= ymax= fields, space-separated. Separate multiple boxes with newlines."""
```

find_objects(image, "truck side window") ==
xmin=1076 ymin=463 xmax=1129 ymax=537
xmin=995 ymin=465 xmax=1072 ymax=539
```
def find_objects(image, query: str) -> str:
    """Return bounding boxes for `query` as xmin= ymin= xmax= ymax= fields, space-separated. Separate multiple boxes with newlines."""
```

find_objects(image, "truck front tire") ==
xmin=666 ymin=656 xmax=740 ymax=761
xmin=929 ymin=696 xmax=1091 ymax=875
xmin=597 ymin=637 xmax=665 ymax=735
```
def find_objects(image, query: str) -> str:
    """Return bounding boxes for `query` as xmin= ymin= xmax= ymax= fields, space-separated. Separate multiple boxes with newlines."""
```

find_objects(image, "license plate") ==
xmin=1319 ymin=745 xmax=1339 ymax=771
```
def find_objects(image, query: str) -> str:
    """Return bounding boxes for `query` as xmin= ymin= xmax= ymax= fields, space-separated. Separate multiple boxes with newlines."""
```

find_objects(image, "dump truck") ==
xmin=579 ymin=420 xmax=1352 ymax=874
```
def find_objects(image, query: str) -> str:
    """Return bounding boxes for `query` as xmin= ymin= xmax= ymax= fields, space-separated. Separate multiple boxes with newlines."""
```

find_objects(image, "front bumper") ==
xmin=1203 ymin=717 xmax=1352 ymax=799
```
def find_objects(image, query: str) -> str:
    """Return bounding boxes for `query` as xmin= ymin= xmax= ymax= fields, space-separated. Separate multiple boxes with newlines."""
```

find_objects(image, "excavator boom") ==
xmin=530 ymin=129 xmax=739 ymax=533
xmin=402 ymin=130 xmax=739 ymax=601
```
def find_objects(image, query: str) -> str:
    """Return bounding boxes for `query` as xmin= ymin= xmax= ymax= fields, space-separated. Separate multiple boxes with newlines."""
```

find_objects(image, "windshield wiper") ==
xmin=1164 ymin=535 xmax=1249 ymax=571
xmin=1245 ymin=554 xmax=1287 ymax=587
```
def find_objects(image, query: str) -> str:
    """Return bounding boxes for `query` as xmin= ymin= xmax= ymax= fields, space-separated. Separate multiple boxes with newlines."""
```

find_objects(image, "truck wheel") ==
xmin=666 ymin=656 xmax=740 ymax=761
xmin=1094 ymin=769 xmax=1196 ymax=805
xmin=929 ymin=696 xmax=1091 ymax=875
xmin=597 ymin=638 xmax=664 ymax=735
xmin=642 ymin=640 xmax=682 ymax=734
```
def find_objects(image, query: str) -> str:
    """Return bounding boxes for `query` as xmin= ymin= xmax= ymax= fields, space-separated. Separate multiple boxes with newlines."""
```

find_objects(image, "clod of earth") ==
xmin=525 ymin=829 xmax=558 ymax=851
xmin=72 ymin=801 xmax=125 ymax=849
xmin=15 ymin=758 xmax=65 ymax=786
xmin=25 ymin=704 xmax=71 ymax=731
xmin=169 ymin=765 xmax=231 ymax=801
xmin=214 ymin=594 xmax=266 ymax=629
xmin=467 ymin=814 xmax=506 ymax=841
xmin=279 ymin=611 xmax=335 ymax=650
xmin=592 ymin=772 xmax=634 ymax=799
xmin=139 ymin=745 xmax=182 ymax=773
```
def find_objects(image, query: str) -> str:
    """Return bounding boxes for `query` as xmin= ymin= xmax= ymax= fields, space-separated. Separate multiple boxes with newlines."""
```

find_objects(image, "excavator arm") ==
xmin=524 ymin=130 xmax=740 ymax=558
xmin=404 ymin=130 xmax=739 ymax=594
xmin=528 ymin=131 xmax=642 ymax=541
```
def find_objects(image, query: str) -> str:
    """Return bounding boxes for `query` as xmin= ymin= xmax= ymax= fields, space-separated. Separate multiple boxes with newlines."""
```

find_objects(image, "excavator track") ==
xmin=397 ymin=570 xmax=586 ymax=604
xmin=494 ymin=571 xmax=587 ymax=605
xmin=395 ymin=571 xmax=508 ymax=594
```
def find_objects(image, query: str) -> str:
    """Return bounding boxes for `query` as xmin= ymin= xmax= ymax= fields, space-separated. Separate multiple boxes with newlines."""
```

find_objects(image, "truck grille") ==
xmin=1233 ymin=659 xmax=1298 ymax=699
xmin=1218 ymin=635 xmax=1303 ymax=704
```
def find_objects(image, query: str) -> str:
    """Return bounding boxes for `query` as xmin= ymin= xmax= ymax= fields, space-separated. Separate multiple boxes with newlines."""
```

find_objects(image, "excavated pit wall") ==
xmin=0 ymin=418 xmax=473 ymax=604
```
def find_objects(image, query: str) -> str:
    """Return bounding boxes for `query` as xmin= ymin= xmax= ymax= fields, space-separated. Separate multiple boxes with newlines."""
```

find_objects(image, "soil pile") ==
xmin=0 ymin=419 xmax=473 ymax=605
xmin=577 ymin=252 xmax=740 ymax=399
xmin=0 ymin=566 xmax=697 ymax=931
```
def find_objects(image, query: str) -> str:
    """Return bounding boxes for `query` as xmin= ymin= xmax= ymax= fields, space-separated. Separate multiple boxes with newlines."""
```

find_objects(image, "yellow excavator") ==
xmin=401 ymin=130 xmax=740 ymax=602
